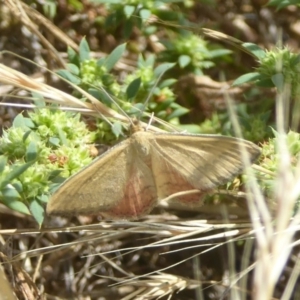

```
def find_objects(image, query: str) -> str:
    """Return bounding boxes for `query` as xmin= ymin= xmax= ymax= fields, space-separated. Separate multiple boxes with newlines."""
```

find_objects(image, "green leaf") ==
xmin=56 ymin=69 xmax=81 ymax=85
xmin=26 ymin=141 xmax=38 ymax=162
xmin=0 ymin=185 xmax=30 ymax=215
xmin=1 ymin=161 xmax=35 ymax=187
xmin=124 ymin=5 xmax=135 ymax=18
xmin=167 ymin=107 xmax=189 ymax=120
xmin=30 ymin=199 xmax=45 ymax=225
xmin=68 ymin=0 xmax=83 ymax=10
xmin=49 ymin=182 xmax=64 ymax=194
xmin=31 ymin=92 xmax=46 ymax=108
xmin=48 ymin=170 xmax=62 ymax=181
xmin=11 ymin=181 xmax=23 ymax=193
xmin=176 ymin=124 xmax=203 ymax=133
xmin=123 ymin=19 xmax=134 ymax=38
xmin=0 ymin=156 xmax=7 ymax=173
xmin=144 ymin=54 xmax=155 ymax=68
xmin=104 ymin=43 xmax=126 ymax=72
xmin=242 ymin=43 xmax=266 ymax=59
xmin=200 ymin=61 xmax=215 ymax=69
xmin=49 ymin=137 xmax=60 ymax=147
xmin=159 ymin=78 xmax=177 ymax=88
xmin=22 ymin=130 xmax=32 ymax=142
xmin=24 ymin=118 xmax=36 ymax=128
xmin=129 ymin=103 xmax=145 ymax=115
xmin=90 ymin=89 xmax=114 ymax=106
xmin=97 ymin=57 xmax=106 ymax=67
xmin=256 ymin=78 xmax=274 ymax=87
xmin=143 ymin=25 xmax=157 ymax=35
xmin=43 ymin=1 xmax=57 ymax=19
xmin=57 ymin=127 xmax=68 ymax=145
xmin=209 ymin=49 xmax=232 ymax=58
xmin=1 ymin=198 xmax=30 ymax=215
xmin=154 ymin=63 xmax=175 ymax=78
xmin=267 ymin=0 xmax=300 ymax=10
xmin=291 ymin=54 xmax=300 ymax=65
xmin=194 ymin=68 xmax=204 ymax=76
xmin=1 ymin=185 xmax=21 ymax=200
xmin=232 ymin=72 xmax=261 ymax=86
xmin=111 ymin=122 xmax=123 ymax=138
xmin=13 ymin=114 xmax=27 ymax=128
xmin=67 ymin=63 xmax=80 ymax=75
xmin=155 ymin=99 xmax=173 ymax=111
xmin=67 ymin=46 xmax=77 ymax=61
xmin=139 ymin=9 xmax=151 ymax=21
xmin=272 ymin=73 xmax=285 ymax=91
xmin=37 ymin=194 xmax=49 ymax=203
xmin=90 ymin=0 xmax=119 ymax=3
xmin=178 ymin=55 xmax=191 ymax=68
xmin=79 ymin=38 xmax=90 ymax=61
xmin=126 ymin=77 xmax=141 ymax=100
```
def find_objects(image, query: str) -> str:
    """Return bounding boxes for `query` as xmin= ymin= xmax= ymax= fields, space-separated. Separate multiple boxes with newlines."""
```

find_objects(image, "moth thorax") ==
xmin=132 ymin=132 xmax=151 ymax=158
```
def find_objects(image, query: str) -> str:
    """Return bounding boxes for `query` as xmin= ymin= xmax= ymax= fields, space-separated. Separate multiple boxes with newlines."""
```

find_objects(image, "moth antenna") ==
xmin=137 ymin=70 xmax=166 ymax=121
xmin=92 ymin=103 xmax=113 ymax=127
xmin=145 ymin=112 xmax=155 ymax=131
xmin=95 ymin=83 xmax=134 ymax=127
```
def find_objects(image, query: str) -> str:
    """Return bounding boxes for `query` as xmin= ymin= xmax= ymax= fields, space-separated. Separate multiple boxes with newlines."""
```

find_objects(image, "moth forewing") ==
xmin=47 ymin=140 xmax=131 ymax=216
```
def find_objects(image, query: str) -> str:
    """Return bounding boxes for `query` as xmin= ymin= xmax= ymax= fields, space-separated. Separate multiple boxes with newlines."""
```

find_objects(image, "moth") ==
xmin=47 ymin=121 xmax=260 ymax=219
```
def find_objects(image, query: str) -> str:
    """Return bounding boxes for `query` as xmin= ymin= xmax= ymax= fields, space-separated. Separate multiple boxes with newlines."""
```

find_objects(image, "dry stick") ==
xmin=110 ymin=228 xmax=254 ymax=291
xmin=4 ymin=0 xmax=66 ymax=68
xmin=223 ymin=89 xmax=267 ymax=300
xmin=0 ymin=259 xmax=16 ymax=300
xmin=20 ymin=1 xmax=79 ymax=51
xmin=268 ymin=85 xmax=300 ymax=298
xmin=0 ymin=58 xmax=169 ymax=133
xmin=281 ymin=255 xmax=300 ymax=300
xmin=253 ymin=72 xmax=300 ymax=298
xmin=0 ymin=62 xmax=126 ymax=121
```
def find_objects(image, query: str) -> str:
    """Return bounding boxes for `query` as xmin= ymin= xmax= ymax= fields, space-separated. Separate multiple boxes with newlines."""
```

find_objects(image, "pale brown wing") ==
xmin=100 ymin=155 xmax=158 ymax=219
xmin=47 ymin=140 xmax=131 ymax=216
xmin=47 ymin=138 xmax=159 ymax=219
xmin=150 ymin=134 xmax=260 ymax=204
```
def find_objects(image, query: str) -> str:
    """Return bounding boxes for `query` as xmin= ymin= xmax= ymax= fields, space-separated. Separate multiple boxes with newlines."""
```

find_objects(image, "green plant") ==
xmin=255 ymin=130 xmax=300 ymax=212
xmin=233 ymin=46 xmax=300 ymax=97
xmin=160 ymin=33 xmax=231 ymax=74
xmin=58 ymin=39 xmax=188 ymax=137
xmin=0 ymin=109 xmax=95 ymax=225
xmin=267 ymin=0 xmax=300 ymax=10
xmin=89 ymin=0 xmax=191 ymax=37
